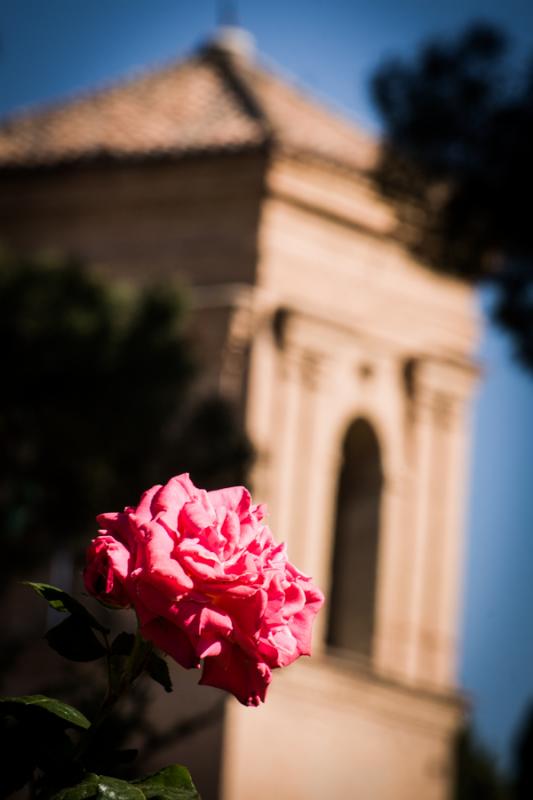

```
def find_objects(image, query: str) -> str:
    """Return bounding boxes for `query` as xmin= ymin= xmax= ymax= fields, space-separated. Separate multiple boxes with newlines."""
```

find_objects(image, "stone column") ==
xmin=219 ymin=291 xmax=254 ymax=405
xmin=287 ymin=348 xmax=327 ymax=573
xmin=433 ymin=386 xmax=475 ymax=686
xmin=405 ymin=358 xmax=477 ymax=688
xmin=373 ymin=469 xmax=411 ymax=678
xmin=243 ymin=305 xmax=278 ymax=503
xmin=404 ymin=370 xmax=437 ymax=684
xmin=270 ymin=343 xmax=305 ymax=551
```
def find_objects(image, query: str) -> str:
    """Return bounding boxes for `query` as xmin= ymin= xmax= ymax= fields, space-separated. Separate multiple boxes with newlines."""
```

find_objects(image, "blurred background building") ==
xmin=0 ymin=27 xmax=480 ymax=799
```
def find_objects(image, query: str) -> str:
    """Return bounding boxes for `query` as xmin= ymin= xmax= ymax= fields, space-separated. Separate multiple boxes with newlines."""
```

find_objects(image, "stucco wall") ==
xmin=0 ymin=152 xmax=266 ymax=288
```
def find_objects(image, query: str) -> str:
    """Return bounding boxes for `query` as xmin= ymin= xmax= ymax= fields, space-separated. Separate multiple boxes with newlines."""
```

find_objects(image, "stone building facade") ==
xmin=0 ymin=29 xmax=477 ymax=800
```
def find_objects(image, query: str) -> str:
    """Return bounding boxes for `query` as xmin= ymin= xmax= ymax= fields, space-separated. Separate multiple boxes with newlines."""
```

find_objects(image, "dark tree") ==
xmin=0 ymin=252 xmax=251 ymax=583
xmin=511 ymin=701 xmax=533 ymax=798
xmin=371 ymin=22 xmax=533 ymax=369
xmin=454 ymin=724 xmax=509 ymax=800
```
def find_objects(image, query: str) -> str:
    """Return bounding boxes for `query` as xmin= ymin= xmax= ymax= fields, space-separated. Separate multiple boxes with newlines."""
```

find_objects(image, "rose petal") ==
xmin=141 ymin=616 xmax=200 ymax=670
xmin=83 ymin=535 xmax=131 ymax=608
xmin=207 ymin=486 xmax=251 ymax=518
xmin=200 ymin=643 xmax=272 ymax=706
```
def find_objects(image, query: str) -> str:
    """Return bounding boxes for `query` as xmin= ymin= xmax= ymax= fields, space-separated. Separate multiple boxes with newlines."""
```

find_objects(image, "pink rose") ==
xmin=84 ymin=535 xmax=131 ymax=609
xmin=84 ymin=474 xmax=324 ymax=706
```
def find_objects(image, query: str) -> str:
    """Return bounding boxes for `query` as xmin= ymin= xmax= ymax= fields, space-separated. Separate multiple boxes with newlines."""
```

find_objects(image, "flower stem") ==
xmin=74 ymin=627 xmax=152 ymax=764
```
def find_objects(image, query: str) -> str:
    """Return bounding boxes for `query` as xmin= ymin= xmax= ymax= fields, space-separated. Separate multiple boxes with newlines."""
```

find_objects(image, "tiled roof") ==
xmin=0 ymin=32 xmax=376 ymax=172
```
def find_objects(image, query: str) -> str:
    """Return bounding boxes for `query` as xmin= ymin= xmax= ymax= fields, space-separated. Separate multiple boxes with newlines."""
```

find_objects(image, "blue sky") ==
xmin=1 ymin=0 xmax=533 ymax=768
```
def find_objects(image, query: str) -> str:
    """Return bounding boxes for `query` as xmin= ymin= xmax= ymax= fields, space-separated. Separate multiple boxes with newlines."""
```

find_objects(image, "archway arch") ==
xmin=326 ymin=417 xmax=383 ymax=659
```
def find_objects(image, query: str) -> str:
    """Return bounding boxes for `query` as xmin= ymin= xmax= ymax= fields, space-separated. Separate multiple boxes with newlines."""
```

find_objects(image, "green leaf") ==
xmin=110 ymin=632 xmax=135 ymax=656
xmin=53 ymin=774 xmax=145 ymax=800
xmin=24 ymin=582 xmax=109 ymax=633
xmin=134 ymin=765 xmax=200 ymax=800
xmin=0 ymin=695 xmax=90 ymax=729
xmin=51 ymin=775 xmax=98 ymax=800
xmin=146 ymin=652 xmax=173 ymax=693
xmin=45 ymin=615 xmax=107 ymax=662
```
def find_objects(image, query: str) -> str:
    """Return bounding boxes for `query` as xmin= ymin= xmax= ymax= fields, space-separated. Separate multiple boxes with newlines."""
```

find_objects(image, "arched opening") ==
xmin=326 ymin=418 xmax=383 ymax=659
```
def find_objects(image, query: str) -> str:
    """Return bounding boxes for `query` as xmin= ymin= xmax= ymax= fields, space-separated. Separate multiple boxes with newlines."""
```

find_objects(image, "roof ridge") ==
xmin=203 ymin=45 xmax=273 ymax=146
xmin=0 ymin=39 xmax=377 ymax=172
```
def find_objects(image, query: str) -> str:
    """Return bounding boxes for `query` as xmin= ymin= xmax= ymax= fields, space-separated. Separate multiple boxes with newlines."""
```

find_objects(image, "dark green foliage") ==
xmin=0 ymin=252 xmax=251 ymax=582
xmin=111 ymin=633 xmax=136 ymax=657
xmin=133 ymin=765 xmax=200 ymax=799
xmin=0 ymin=696 xmax=84 ymax=797
xmin=0 ymin=586 xmax=201 ymax=798
xmin=0 ymin=694 xmax=90 ymax=729
xmin=145 ymin=652 xmax=173 ymax=694
xmin=45 ymin=615 xmax=107 ymax=662
xmin=0 ymin=694 xmax=200 ymax=799
xmin=52 ymin=775 xmax=145 ymax=800
xmin=25 ymin=582 xmax=109 ymax=633
xmin=25 ymin=583 xmax=112 ymax=664
xmin=453 ymin=725 xmax=509 ymax=800
xmin=52 ymin=767 xmax=200 ymax=800
xmin=24 ymin=583 xmax=170 ymax=696
xmin=510 ymin=701 xmax=533 ymax=798
xmin=0 ymin=253 xmax=192 ymax=575
xmin=370 ymin=22 xmax=533 ymax=369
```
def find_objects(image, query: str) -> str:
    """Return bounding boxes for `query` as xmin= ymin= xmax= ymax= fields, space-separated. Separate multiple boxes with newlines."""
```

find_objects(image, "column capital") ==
xmin=281 ymin=344 xmax=329 ymax=390
xmin=411 ymin=355 xmax=479 ymax=400
xmin=406 ymin=355 xmax=479 ymax=423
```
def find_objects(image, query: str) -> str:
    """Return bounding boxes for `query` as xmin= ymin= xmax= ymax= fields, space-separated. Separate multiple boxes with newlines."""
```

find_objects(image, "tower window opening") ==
xmin=326 ymin=418 xmax=383 ymax=660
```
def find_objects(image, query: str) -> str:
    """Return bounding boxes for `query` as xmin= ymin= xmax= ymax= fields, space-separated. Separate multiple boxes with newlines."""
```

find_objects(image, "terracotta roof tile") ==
xmin=0 ymin=39 xmax=376 ymax=172
xmin=240 ymin=59 xmax=377 ymax=172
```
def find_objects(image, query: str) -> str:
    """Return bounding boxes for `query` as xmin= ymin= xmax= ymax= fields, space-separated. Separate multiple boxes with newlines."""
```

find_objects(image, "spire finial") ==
xmin=209 ymin=2 xmax=255 ymax=61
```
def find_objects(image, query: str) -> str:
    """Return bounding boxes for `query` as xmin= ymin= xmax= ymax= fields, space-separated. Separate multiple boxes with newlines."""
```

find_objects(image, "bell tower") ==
xmin=0 ymin=31 xmax=478 ymax=800
xmin=222 ymin=151 xmax=478 ymax=800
